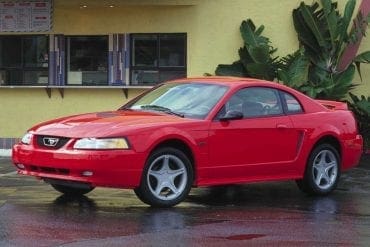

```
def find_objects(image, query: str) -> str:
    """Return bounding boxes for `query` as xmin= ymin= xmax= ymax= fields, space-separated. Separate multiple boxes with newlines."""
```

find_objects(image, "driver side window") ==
xmin=218 ymin=87 xmax=284 ymax=119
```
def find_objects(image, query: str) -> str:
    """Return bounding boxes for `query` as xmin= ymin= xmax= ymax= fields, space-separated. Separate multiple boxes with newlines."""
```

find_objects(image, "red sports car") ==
xmin=12 ymin=77 xmax=363 ymax=207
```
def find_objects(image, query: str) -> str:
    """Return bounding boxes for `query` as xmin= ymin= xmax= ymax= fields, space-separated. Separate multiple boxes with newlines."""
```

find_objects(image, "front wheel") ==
xmin=135 ymin=147 xmax=193 ymax=207
xmin=296 ymin=144 xmax=340 ymax=195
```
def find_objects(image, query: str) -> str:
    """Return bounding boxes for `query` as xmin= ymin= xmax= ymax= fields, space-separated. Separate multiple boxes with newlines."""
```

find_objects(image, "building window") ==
xmin=66 ymin=36 xmax=108 ymax=86
xmin=0 ymin=35 xmax=48 ymax=85
xmin=131 ymin=33 xmax=186 ymax=85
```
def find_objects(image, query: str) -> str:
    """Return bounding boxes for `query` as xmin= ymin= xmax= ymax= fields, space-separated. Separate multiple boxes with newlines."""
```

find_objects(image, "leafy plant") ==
xmin=291 ymin=0 xmax=370 ymax=99
xmin=277 ymin=48 xmax=310 ymax=89
xmin=215 ymin=0 xmax=370 ymax=101
xmin=348 ymin=93 xmax=370 ymax=148
xmin=215 ymin=19 xmax=279 ymax=80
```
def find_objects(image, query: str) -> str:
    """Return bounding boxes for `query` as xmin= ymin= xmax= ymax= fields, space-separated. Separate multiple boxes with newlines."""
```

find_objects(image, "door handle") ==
xmin=276 ymin=124 xmax=288 ymax=129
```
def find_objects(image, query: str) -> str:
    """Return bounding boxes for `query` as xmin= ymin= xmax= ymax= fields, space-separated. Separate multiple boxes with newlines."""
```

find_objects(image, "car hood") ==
xmin=30 ymin=110 xmax=195 ymax=138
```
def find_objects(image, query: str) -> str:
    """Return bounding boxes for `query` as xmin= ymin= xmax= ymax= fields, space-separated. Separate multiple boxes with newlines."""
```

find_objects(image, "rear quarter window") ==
xmin=282 ymin=92 xmax=303 ymax=114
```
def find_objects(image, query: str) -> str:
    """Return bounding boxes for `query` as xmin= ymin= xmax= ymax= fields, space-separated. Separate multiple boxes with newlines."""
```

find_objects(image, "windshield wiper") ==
xmin=118 ymin=106 xmax=134 ymax=111
xmin=140 ymin=105 xmax=184 ymax=117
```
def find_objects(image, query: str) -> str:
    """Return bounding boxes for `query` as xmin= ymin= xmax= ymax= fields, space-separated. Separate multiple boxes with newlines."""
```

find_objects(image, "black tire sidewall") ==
xmin=138 ymin=147 xmax=193 ymax=207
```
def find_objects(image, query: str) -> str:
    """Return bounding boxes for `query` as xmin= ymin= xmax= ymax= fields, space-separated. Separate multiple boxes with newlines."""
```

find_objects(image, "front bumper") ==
xmin=12 ymin=143 xmax=146 ymax=188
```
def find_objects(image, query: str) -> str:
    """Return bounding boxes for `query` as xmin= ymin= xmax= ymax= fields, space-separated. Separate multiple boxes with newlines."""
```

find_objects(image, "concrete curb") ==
xmin=0 ymin=149 xmax=11 ymax=157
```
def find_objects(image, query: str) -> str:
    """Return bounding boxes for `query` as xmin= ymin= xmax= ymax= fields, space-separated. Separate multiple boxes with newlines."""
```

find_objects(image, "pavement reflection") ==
xmin=0 ymin=155 xmax=369 ymax=246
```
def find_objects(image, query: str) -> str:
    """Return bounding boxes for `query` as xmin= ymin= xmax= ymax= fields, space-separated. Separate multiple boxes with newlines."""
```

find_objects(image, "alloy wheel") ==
xmin=312 ymin=149 xmax=338 ymax=190
xmin=146 ymin=154 xmax=188 ymax=201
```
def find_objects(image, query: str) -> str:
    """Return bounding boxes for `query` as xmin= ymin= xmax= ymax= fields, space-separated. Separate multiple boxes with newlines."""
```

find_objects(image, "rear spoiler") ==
xmin=316 ymin=100 xmax=348 ymax=110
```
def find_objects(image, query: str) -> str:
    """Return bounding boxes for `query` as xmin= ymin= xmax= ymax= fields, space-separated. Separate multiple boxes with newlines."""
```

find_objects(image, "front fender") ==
xmin=127 ymin=125 xmax=209 ymax=168
xmin=140 ymin=127 xmax=200 ymax=153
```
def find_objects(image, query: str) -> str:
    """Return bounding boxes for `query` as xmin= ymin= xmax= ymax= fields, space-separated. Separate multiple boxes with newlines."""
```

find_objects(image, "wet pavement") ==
xmin=1 ymin=155 xmax=370 ymax=246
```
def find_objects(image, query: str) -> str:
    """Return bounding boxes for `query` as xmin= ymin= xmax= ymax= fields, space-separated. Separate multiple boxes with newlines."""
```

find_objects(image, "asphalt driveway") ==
xmin=0 ymin=155 xmax=369 ymax=246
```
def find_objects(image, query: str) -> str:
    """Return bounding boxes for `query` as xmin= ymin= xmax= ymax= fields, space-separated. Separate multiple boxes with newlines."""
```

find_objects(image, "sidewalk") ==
xmin=0 ymin=149 xmax=11 ymax=157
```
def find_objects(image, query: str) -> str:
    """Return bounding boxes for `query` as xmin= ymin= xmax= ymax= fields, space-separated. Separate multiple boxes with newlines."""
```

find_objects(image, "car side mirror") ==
xmin=219 ymin=110 xmax=243 ymax=121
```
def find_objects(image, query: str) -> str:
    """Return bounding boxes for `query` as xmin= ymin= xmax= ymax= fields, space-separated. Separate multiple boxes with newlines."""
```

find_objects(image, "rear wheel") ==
xmin=135 ymin=147 xmax=193 ymax=207
xmin=51 ymin=183 xmax=95 ymax=196
xmin=296 ymin=144 xmax=340 ymax=195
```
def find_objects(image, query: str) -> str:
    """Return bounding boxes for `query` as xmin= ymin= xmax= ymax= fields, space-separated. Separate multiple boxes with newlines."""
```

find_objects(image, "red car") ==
xmin=12 ymin=77 xmax=363 ymax=207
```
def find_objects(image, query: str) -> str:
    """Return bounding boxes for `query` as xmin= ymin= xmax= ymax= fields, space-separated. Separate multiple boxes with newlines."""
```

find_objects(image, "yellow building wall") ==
xmin=0 ymin=88 xmax=143 ymax=138
xmin=0 ymin=0 xmax=369 ymax=138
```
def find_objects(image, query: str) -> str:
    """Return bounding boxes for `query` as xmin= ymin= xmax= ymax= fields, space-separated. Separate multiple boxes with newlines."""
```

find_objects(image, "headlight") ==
xmin=21 ymin=133 xmax=33 ymax=145
xmin=73 ymin=138 xmax=130 ymax=150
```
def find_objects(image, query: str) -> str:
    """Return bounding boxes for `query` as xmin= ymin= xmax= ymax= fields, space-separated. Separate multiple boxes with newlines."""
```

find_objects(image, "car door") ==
xmin=207 ymin=87 xmax=301 ymax=181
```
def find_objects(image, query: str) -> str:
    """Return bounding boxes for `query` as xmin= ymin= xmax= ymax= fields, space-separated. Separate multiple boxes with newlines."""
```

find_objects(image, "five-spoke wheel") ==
xmin=135 ymin=147 xmax=193 ymax=207
xmin=296 ymin=144 xmax=340 ymax=195
xmin=312 ymin=149 xmax=338 ymax=190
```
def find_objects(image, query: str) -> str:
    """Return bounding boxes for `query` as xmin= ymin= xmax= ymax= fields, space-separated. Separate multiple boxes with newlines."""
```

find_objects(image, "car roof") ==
xmin=169 ymin=76 xmax=281 ymax=88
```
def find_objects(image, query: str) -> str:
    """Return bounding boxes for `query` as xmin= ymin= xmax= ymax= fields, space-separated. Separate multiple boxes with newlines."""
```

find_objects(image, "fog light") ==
xmin=82 ymin=171 xmax=93 ymax=177
xmin=16 ymin=164 xmax=25 ymax=169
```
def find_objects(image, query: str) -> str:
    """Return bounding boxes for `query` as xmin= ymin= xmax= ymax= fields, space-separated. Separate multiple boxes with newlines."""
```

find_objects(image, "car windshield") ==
xmin=123 ymin=82 xmax=228 ymax=119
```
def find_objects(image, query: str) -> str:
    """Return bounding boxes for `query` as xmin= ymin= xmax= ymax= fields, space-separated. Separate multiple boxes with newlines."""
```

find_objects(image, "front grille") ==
xmin=29 ymin=165 xmax=70 ymax=175
xmin=36 ymin=135 xmax=70 ymax=149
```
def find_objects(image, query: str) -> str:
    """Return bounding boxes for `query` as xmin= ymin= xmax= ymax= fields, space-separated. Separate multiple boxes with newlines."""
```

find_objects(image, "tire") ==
xmin=135 ymin=147 xmax=193 ymax=207
xmin=51 ymin=183 xmax=95 ymax=196
xmin=296 ymin=144 xmax=340 ymax=195
xmin=133 ymin=187 xmax=150 ymax=205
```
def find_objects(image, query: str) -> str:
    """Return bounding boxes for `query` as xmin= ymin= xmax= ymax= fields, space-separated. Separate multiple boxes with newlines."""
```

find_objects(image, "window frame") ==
xmin=0 ymin=35 xmax=49 ymax=86
xmin=130 ymin=33 xmax=187 ymax=85
xmin=215 ymin=86 xmax=286 ymax=120
xmin=278 ymin=90 xmax=305 ymax=115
